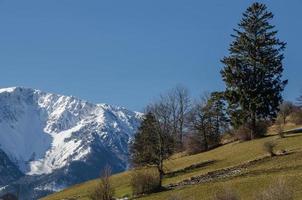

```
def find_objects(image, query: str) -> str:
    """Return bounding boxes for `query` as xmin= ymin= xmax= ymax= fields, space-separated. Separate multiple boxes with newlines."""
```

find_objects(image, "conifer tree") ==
xmin=221 ymin=2 xmax=287 ymax=138
xmin=130 ymin=112 xmax=168 ymax=188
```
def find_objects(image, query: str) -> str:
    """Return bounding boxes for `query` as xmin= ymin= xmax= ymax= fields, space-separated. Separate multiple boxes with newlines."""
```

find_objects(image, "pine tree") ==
xmin=130 ymin=112 xmax=160 ymax=168
xmin=221 ymin=2 xmax=287 ymax=138
xmin=130 ymin=112 xmax=168 ymax=188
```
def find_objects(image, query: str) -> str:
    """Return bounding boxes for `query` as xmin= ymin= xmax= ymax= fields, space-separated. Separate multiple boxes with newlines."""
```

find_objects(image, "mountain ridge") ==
xmin=0 ymin=86 xmax=142 ymax=199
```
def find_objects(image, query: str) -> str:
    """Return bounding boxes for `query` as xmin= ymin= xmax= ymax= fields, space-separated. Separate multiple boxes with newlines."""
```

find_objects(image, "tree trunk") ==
xmin=158 ymin=128 xmax=164 ymax=189
xmin=251 ymin=112 xmax=256 ymax=139
xmin=178 ymin=119 xmax=183 ymax=150
xmin=203 ymin=130 xmax=208 ymax=151
xmin=157 ymin=161 xmax=164 ymax=188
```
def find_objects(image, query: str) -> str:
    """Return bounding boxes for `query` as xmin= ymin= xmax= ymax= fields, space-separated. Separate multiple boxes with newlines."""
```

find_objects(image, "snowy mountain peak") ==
xmin=0 ymin=87 xmax=18 ymax=93
xmin=0 ymin=87 xmax=141 ymax=176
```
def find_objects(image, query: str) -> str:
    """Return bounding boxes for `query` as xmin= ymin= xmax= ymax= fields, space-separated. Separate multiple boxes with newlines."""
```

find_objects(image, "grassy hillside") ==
xmin=42 ymin=127 xmax=302 ymax=200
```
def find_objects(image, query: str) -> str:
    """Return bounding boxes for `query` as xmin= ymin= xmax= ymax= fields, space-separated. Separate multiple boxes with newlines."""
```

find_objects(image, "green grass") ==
xmin=41 ymin=171 xmax=133 ymax=200
xmin=42 ymin=128 xmax=302 ymax=200
xmin=140 ymin=151 xmax=302 ymax=200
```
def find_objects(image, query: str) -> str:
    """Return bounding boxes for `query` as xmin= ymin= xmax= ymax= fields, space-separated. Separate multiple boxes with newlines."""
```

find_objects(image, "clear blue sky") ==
xmin=0 ymin=0 xmax=301 ymax=111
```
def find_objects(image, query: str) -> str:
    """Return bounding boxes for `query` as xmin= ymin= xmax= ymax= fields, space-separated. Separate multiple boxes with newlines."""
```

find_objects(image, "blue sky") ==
xmin=0 ymin=0 xmax=301 ymax=111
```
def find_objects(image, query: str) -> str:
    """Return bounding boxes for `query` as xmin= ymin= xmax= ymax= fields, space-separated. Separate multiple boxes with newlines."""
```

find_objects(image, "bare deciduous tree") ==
xmin=187 ymin=92 xmax=228 ymax=152
xmin=188 ymin=93 xmax=211 ymax=151
xmin=278 ymin=101 xmax=294 ymax=124
xmin=90 ymin=165 xmax=114 ymax=200
xmin=150 ymin=86 xmax=191 ymax=150
xmin=173 ymin=86 xmax=191 ymax=148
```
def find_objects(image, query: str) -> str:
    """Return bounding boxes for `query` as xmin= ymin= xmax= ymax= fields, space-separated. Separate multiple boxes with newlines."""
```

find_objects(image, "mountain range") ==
xmin=0 ymin=87 xmax=141 ymax=199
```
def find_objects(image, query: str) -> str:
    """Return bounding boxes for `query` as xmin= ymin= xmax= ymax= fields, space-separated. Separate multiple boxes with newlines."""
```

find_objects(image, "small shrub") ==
xmin=207 ymin=132 xmax=221 ymax=149
xmin=213 ymin=187 xmax=240 ymax=200
xmin=254 ymin=121 xmax=269 ymax=137
xmin=276 ymin=124 xmax=285 ymax=138
xmin=131 ymin=168 xmax=160 ymax=195
xmin=90 ymin=165 xmax=114 ymax=200
xmin=235 ymin=125 xmax=251 ymax=141
xmin=254 ymin=178 xmax=293 ymax=200
xmin=235 ymin=121 xmax=269 ymax=141
xmin=263 ymin=141 xmax=277 ymax=157
xmin=290 ymin=109 xmax=302 ymax=125
xmin=184 ymin=134 xmax=204 ymax=155
xmin=220 ymin=130 xmax=237 ymax=144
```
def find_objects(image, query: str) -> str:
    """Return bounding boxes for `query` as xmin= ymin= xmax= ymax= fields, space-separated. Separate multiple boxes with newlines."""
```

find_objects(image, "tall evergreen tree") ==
xmin=221 ymin=2 xmax=287 ymax=138
xmin=130 ymin=112 xmax=160 ymax=168
xmin=130 ymin=112 xmax=170 ymax=187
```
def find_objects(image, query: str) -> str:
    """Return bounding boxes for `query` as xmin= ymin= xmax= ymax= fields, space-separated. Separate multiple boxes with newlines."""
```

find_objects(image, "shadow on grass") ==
xmin=164 ymin=160 xmax=217 ymax=178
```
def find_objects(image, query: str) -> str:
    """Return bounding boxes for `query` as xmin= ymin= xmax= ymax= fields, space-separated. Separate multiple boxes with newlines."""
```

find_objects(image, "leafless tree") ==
xmin=147 ymin=85 xmax=191 ymax=151
xmin=187 ymin=92 xmax=228 ymax=151
xmin=297 ymin=89 xmax=302 ymax=107
xmin=187 ymin=93 xmax=211 ymax=151
xmin=278 ymin=101 xmax=294 ymax=124
xmin=173 ymin=86 xmax=191 ymax=147
xmin=90 ymin=165 xmax=114 ymax=200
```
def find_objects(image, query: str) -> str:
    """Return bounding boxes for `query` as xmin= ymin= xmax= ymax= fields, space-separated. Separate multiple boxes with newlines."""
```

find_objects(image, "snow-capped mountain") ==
xmin=0 ymin=87 xmax=141 ymax=199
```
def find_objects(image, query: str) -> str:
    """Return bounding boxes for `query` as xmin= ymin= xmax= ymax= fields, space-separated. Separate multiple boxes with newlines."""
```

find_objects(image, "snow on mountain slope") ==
xmin=0 ymin=87 xmax=141 ymax=176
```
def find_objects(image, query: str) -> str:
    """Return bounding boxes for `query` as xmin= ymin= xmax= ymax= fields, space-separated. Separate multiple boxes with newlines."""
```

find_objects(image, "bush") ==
xmin=131 ymin=168 xmax=160 ymax=195
xmin=254 ymin=121 xmax=270 ymax=137
xmin=290 ymin=109 xmax=302 ymax=125
xmin=213 ymin=187 xmax=240 ymax=200
xmin=235 ymin=121 xmax=269 ymax=141
xmin=263 ymin=141 xmax=277 ymax=157
xmin=184 ymin=134 xmax=204 ymax=155
xmin=235 ymin=125 xmax=252 ymax=141
xmin=220 ymin=130 xmax=237 ymax=145
xmin=90 ymin=165 xmax=114 ymax=200
xmin=207 ymin=132 xmax=221 ymax=149
xmin=254 ymin=178 xmax=293 ymax=200
xmin=276 ymin=124 xmax=285 ymax=138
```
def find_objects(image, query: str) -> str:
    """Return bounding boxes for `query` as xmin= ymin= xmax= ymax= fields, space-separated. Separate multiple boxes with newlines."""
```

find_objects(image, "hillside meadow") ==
xmin=42 ymin=125 xmax=302 ymax=200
